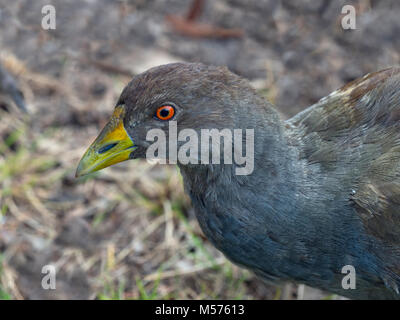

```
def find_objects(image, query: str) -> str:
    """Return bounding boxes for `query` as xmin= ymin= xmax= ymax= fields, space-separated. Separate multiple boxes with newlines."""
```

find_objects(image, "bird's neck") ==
xmin=179 ymin=101 xmax=299 ymax=216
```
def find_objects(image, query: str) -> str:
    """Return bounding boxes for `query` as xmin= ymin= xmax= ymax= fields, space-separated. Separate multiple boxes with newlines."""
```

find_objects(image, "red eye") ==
xmin=155 ymin=105 xmax=175 ymax=120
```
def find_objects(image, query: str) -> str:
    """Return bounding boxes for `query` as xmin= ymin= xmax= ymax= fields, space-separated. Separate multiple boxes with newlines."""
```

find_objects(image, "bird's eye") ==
xmin=155 ymin=105 xmax=175 ymax=121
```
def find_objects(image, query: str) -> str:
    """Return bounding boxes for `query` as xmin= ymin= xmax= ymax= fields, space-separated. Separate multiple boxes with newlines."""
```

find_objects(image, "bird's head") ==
xmin=76 ymin=62 xmax=265 ymax=177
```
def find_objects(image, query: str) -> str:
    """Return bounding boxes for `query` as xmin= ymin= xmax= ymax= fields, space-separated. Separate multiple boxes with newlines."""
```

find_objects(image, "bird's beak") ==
xmin=75 ymin=105 xmax=136 ymax=178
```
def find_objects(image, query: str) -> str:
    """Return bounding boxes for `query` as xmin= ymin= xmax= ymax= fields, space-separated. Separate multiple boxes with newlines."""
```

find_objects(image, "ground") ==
xmin=0 ymin=0 xmax=399 ymax=299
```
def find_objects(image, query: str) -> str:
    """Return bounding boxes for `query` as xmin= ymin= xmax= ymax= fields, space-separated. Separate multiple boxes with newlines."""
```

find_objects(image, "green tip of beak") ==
xmin=75 ymin=105 xmax=136 ymax=178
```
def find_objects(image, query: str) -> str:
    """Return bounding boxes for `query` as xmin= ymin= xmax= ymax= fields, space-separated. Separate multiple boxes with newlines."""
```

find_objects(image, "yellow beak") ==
xmin=75 ymin=105 xmax=136 ymax=177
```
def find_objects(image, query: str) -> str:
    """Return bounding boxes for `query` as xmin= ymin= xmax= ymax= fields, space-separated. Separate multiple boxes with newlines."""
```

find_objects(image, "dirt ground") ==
xmin=0 ymin=0 xmax=399 ymax=300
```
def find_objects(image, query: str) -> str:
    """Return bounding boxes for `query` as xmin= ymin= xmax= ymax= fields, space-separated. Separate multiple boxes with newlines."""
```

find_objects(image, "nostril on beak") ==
xmin=98 ymin=143 xmax=118 ymax=154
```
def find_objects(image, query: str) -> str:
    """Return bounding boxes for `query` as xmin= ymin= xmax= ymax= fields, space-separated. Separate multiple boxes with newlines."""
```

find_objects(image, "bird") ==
xmin=76 ymin=62 xmax=400 ymax=299
xmin=0 ymin=62 xmax=27 ymax=113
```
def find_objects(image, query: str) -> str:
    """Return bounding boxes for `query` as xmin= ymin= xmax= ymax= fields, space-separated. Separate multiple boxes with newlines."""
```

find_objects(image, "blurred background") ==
xmin=0 ymin=0 xmax=399 ymax=300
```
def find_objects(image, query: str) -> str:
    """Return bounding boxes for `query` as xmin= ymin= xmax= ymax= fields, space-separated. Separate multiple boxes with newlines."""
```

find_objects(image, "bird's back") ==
xmin=287 ymin=67 xmax=400 ymax=297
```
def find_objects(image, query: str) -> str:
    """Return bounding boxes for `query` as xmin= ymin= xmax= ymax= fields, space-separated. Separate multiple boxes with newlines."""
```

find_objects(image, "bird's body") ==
xmin=77 ymin=63 xmax=400 ymax=299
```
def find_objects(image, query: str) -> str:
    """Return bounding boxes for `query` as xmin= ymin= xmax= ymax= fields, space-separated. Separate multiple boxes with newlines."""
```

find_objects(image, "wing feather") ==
xmin=288 ymin=67 xmax=400 ymax=244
